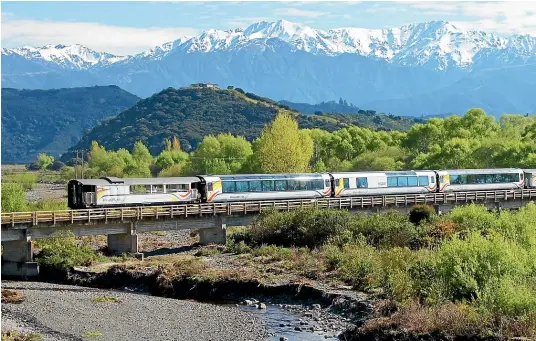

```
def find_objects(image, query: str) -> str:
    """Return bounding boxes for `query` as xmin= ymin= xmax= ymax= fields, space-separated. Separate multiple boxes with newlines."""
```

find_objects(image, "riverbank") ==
xmin=1 ymin=281 xmax=269 ymax=341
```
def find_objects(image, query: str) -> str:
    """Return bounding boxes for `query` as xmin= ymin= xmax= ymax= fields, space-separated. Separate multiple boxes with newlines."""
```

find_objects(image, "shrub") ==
xmin=248 ymin=208 xmax=353 ymax=248
xmin=409 ymin=204 xmax=435 ymax=225
xmin=48 ymin=160 xmax=66 ymax=171
xmin=1 ymin=183 xmax=28 ymax=212
xmin=351 ymin=211 xmax=419 ymax=248
xmin=34 ymin=231 xmax=100 ymax=269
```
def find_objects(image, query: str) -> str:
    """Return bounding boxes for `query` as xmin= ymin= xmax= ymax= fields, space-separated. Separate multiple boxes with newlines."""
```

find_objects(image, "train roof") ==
xmin=330 ymin=170 xmax=435 ymax=177
xmin=70 ymin=176 xmax=201 ymax=186
xmin=441 ymin=168 xmax=523 ymax=174
xmin=207 ymin=173 xmax=327 ymax=180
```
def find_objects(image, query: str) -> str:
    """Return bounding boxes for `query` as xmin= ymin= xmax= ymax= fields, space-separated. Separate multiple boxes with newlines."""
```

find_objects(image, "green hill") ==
xmin=1 ymin=86 xmax=141 ymax=164
xmin=65 ymin=86 xmax=420 ymax=161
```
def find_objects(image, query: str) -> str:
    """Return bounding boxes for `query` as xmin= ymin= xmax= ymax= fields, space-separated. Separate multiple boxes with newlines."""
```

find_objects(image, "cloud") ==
xmin=405 ymin=1 xmax=536 ymax=35
xmin=274 ymin=8 xmax=327 ymax=18
xmin=1 ymin=16 xmax=199 ymax=55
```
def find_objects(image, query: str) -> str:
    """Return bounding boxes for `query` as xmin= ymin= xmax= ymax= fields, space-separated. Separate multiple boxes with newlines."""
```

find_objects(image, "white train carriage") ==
xmin=438 ymin=168 xmax=525 ymax=192
xmin=523 ymin=169 xmax=536 ymax=188
xmin=201 ymin=173 xmax=332 ymax=203
xmin=68 ymin=176 xmax=202 ymax=209
xmin=330 ymin=171 xmax=438 ymax=197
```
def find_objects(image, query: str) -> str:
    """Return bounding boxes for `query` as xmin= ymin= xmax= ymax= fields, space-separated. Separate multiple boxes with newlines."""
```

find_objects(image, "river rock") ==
xmin=257 ymin=303 xmax=266 ymax=309
xmin=280 ymin=337 xmax=288 ymax=341
xmin=312 ymin=304 xmax=321 ymax=310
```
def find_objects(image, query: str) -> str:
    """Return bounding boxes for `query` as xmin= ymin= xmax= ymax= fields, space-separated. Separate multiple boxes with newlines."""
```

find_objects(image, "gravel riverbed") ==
xmin=1 ymin=281 xmax=269 ymax=341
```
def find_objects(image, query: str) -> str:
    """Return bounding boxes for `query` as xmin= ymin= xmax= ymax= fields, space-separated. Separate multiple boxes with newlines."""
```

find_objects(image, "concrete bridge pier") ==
xmin=199 ymin=216 xmax=227 ymax=245
xmin=1 ymin=238 xmax=39 ymax=277
xmin=107 ymin=223 xmax=144 ymax=260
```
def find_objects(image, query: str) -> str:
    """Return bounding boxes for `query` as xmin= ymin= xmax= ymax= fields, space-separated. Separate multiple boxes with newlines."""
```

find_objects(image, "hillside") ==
xmin=1 ymin=86 xmax=141 ymax=164
xmin=279 ymin=99 xmax=361 ymax=114
xmin=3 ymin=20 xmax=536 ymax=117
xmin=64 ymin=87 xmax=420 ymax=161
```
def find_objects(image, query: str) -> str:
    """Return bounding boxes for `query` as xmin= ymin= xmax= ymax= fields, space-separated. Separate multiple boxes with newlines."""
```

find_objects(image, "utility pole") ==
xmin=74 ymin=150 xmax=79 ymax=179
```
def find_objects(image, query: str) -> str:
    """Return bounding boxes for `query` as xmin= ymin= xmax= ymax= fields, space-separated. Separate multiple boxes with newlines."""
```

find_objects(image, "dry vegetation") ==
xmin=1 ymin=289 xmax=25 ymax=304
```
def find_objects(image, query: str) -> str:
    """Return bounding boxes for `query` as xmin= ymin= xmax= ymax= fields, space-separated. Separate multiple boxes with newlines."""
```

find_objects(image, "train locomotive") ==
xmin=68 ymin=168 xmax=536 ymax=209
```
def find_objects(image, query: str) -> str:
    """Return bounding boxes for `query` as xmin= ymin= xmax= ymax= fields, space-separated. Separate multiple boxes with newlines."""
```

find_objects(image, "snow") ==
xmin=3 ymin=19 xmax=536 ymax=71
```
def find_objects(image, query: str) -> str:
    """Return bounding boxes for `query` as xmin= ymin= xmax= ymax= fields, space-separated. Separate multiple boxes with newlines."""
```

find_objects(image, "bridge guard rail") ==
xmin=2 ymin=189 xmax=536 ymax=227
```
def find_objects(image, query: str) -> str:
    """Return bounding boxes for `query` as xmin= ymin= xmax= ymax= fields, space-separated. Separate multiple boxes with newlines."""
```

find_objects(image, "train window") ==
xmin=249 ymin=181 xmax=262 ymax=192
xmin=475 ymin=175 xmax=486 ymax=184
xmin=275 ymin=180 xmax=287 ymax=191
xmin=343 ymin=178 xmax=350 ymax=189
xmin=235 ymin=181 xmax=249 ymax=192
xmin=407 ymin=176 xmax=418 ymax=186
xmin=130 ymin=185 xmax=146 ymax=194
xmin=297 ymin=181 xmax=308 ymax=190
xmin=262 ymin=180 xmax=274 ymax=191
xmin=288 ymin=180 xmax=301 ymax=191
xmin=222 ymin=181 xmax=236 ymax=193
xmin=315 ymin=180 xmax=325 ymax=189
xmin=430 ymin=176 xmax=435 ymax=184
xmin=418 ymin=176 xmax=429 ymax=186
xmin=387 ymin=177 xmax=398 ymax=187
xmin=325 ymin=179 xmax=331 ymax=187
xmin=356 ymin=177 xmax=368 ymax=188
xmin=152 ymin=185 xmax=165 ymax=193
xmin=450 ymin=175 xmax=459 ymax=184
xmin=167 ymin=184 xmax=188 ymax=192
xmin=467 ymin=175 xmax=476 ymax=184
xmin=398 ymin=177 xmax=408 ymax=187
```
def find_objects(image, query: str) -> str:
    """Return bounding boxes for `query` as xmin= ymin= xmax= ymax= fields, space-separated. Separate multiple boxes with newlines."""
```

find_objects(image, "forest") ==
xmin=57 ymin=107 xmax=536 ymax=180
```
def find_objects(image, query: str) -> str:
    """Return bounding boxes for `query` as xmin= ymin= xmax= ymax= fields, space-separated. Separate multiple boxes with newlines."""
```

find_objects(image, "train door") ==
xmin=436 ymin=171 xmax=449 ymax=192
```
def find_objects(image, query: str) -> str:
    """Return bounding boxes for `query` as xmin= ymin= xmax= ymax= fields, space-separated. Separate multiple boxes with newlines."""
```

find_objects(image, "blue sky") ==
xmin=2 ymin=1 xmax=536 ymax=55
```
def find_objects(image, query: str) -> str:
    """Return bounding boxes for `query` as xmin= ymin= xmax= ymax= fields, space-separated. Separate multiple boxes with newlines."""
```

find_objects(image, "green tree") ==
xmin=252 ymin=112 xmax=313 ymax=173
xmin=36 ymin=153 xmax=55 ymax=171
xmin=190 ymin=133 xmax=252 ymax=174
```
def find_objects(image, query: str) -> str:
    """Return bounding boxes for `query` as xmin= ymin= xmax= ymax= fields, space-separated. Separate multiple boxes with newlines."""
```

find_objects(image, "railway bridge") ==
xmin=2 ymin=189 xmax=536 ymax=277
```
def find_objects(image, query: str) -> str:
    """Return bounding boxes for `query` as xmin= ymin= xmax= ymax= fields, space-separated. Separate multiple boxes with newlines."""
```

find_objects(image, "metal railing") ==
xmin=2 ymin=189 xmax=536 ymax=228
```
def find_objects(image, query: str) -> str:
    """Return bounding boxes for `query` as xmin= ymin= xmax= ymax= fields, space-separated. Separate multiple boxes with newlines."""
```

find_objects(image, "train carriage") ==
xmin=438 ymin=168 xmax=525 ymax=192
xmin=68 ymin=176 xmax=203 ymax=209
xmin=201 ymin=173 xmax=332 ymax=203
xmin=330 ymin=171 xmax=438 ymax=197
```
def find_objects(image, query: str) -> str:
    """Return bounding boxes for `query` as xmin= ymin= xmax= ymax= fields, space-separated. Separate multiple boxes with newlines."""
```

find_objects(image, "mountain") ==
xmin=1 ymin=86 xmax=141 ymax=164
xmin=279 ymin=99 xmax=361 ymax=114
xmin=63 ymin=86 xmax=420 ymax=162
xmin=3 ymin=20 xmax=536 ymax=116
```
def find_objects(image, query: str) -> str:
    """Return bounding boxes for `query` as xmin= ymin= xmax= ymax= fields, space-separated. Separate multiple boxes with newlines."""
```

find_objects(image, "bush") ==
xmin=248 ymin=208 xmax=354 ymax=248
xmin=48 ymin=160 xmax=66 ymax=171
xmin=351 ymin=211 xmax=419 ymax=248
xmin=409 ymin=204 xmax=435 ymax=225
xmin=34 ymin=231 xmax=100 ymax=269
xmin=1 ymin=183 xmax=28 ymax=212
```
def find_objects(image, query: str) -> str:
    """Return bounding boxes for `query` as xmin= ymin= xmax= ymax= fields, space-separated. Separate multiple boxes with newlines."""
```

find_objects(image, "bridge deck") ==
xmin=3 ymin=189 xmax=536 ymax=228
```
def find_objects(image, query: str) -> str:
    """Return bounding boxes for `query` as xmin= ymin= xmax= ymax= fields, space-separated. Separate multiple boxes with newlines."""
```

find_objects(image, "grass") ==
xmin=91 ymin=295 xmax=120 ymax=303
xmin=149 ymin=231 xmax=166 ymax=236
xmin=1 ymin=331 xmax=42 ymax=341
xmin=1 ymin=289 xmax=25 ymax=304
xmin=82 ymin=331 xmax=102 ymax=338
xmin=1 ymin=173 xmax=37 ymax=190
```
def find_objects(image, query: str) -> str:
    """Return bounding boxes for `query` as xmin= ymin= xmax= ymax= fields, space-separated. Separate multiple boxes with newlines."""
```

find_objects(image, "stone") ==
xmin=294 ymin=326 xmax=302 ymax=331
xmin=280 ymin=338 xmax=288 ymax=341
xmin=312 ymin=304 xmax=322 ymax=310
xmin=257 ymin=303 xmax=266 ymax=309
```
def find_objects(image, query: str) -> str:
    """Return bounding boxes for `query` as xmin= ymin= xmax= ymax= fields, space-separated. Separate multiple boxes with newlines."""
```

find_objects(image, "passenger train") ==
xmin=68 ymin=168 xmax=536 ymax=209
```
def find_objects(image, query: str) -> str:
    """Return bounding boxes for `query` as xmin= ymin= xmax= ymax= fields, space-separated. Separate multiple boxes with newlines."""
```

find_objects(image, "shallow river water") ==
xmin=239 ymin=304 xmax=340 ymax=341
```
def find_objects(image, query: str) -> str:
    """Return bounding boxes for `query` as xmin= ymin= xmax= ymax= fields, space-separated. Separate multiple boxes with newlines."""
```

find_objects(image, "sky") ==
xmin=2 ymin=1 xmax=536 ymax=55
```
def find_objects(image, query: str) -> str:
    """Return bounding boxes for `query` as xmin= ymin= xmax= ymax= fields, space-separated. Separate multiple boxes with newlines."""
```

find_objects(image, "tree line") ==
xmin=46 ymin=108 xmax=536 ymax=179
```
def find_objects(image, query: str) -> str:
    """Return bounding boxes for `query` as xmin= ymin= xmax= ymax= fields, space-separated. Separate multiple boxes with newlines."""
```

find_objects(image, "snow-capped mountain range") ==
xmin=2 ymin=19 xmax=536 ymax=116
